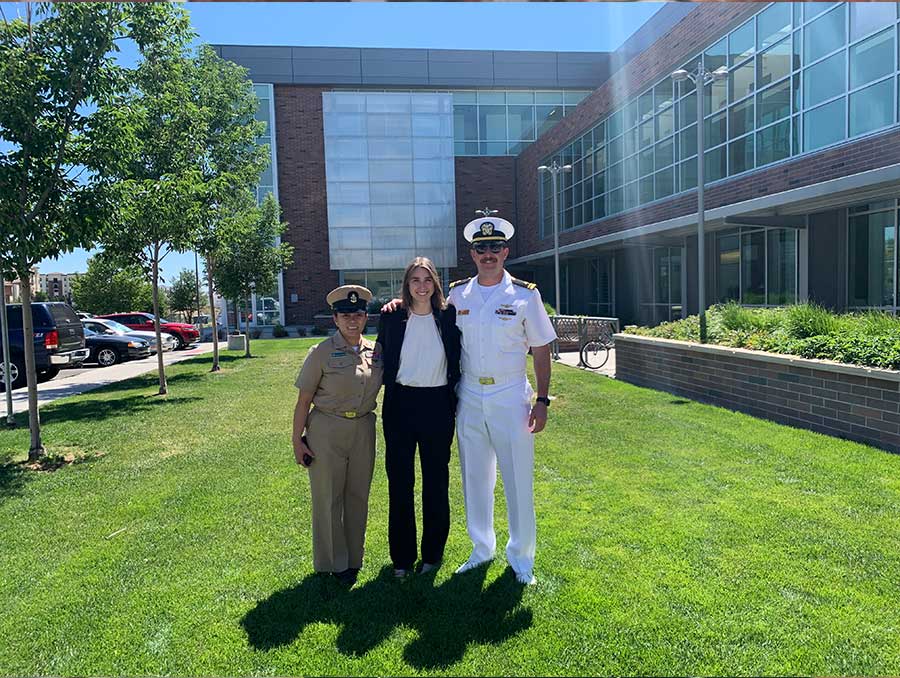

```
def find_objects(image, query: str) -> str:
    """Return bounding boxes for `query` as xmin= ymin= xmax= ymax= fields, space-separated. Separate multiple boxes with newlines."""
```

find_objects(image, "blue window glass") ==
xmin=850 ymin=78 xmax=894 ymax=136
xmin=804 ymin=51 xmax=845 ymax=108
xmin=804 ymin=5 xmax=846 ymax=64
xmin=849 ymin=28 xmax=894 ymax=89
xmin=757 ymin=2 xmax=791 ymax=51
xmin=803 ymin=97 xmax=846 ymax=150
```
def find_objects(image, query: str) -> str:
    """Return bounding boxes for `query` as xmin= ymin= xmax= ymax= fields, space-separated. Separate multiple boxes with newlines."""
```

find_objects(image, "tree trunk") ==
xmin=207 ymin=262 xmax=219 ymax=372
xmin=21 ymin=277 xmax=45 ymax=461
xmin=152 ymin=254 xmax=168 ymax=395
xmin=244 ymin=293 xmax=251 ymax=358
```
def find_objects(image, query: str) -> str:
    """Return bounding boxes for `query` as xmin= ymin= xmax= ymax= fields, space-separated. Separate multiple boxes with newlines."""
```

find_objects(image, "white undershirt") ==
xmin=478 ymin=281 xmax=499 ymax=301
xmin=396 ymin=311 xmax=448 ymax=387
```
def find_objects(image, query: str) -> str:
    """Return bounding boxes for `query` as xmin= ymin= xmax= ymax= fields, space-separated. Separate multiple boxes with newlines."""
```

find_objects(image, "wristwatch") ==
xmin=535 ymin=396 xmax=551 ymax=407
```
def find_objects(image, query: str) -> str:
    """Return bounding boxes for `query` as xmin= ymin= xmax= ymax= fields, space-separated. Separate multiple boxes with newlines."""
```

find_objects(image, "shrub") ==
xmin=273 ymin=323 xmax=288 ymax=338
xmin=250 ymin=328 xmax=262 ymax=339
xmin=783 ymin=303 xmax=840 ymax=339
xmin=311 ymin=326 xmax=328 ymax=336
xmin=295 ymin=326 xmax=308 ymax=337
xmin=544 ymin=302 xmax=557 ymax=316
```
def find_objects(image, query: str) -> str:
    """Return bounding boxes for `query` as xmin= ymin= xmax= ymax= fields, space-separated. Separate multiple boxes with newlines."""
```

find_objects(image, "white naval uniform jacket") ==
xmin=448 ymin=270 xmax=557 ymax=398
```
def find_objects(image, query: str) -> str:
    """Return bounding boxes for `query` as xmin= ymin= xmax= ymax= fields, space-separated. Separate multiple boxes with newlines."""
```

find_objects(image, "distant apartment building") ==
xmin=39 ymin=272 xmax=78 ymax=302
xmin=3 ymin=268 xmax=40 ymax=304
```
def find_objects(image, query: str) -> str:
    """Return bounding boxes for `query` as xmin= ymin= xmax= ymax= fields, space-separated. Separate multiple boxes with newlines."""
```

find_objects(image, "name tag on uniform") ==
xmin=457 ymin=309 xmax=470 ymax=316
xmin=495 ymin=307 xmax=517 ymax=316
xmin=331 ymin=351 xmax=346 ymax=357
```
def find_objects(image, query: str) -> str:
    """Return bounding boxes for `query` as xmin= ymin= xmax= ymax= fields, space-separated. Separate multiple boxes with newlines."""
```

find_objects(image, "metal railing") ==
xmin=549 ymin=315 xmax=619 ymax=361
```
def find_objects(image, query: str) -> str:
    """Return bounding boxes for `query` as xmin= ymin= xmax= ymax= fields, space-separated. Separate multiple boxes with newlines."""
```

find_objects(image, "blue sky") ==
xmin=4 ymin=1 xmax=663 ymax=280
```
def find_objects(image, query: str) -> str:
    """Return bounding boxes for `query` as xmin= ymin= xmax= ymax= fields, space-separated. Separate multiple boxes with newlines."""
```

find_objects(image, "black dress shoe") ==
xmin=334 ymin=568 xmax=358 ymax=586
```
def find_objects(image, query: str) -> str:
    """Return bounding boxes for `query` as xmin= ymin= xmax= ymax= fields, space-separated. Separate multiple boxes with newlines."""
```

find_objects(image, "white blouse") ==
xmin=396 ymin=311 xmax=448 ymax=387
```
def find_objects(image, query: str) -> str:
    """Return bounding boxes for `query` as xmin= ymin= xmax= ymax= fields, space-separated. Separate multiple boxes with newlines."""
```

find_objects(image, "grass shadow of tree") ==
xmin=39 ymin=395 xmax=203 ymax=427
xmin=241 ymin=563 xmax=532 ymax=670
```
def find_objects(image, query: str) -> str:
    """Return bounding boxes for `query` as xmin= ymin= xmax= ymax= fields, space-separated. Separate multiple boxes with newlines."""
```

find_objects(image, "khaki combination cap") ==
xmin=326 ymin=285 xmax=372 ymax=312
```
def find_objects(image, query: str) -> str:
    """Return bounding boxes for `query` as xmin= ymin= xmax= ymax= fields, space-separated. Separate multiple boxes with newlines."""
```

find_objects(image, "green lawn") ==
xmin=1 ymin=339 xmax=899 ymax=676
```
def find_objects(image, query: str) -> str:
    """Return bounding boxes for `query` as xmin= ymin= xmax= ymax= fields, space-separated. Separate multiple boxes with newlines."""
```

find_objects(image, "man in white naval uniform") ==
xmin=449 ymin=214 xmax=556 ymax=585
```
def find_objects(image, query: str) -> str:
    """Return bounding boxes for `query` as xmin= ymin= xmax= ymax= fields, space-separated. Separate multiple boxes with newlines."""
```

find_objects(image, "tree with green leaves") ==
xmin=214 ymin=193 xmax=293 ymax=358
xmin=168 ymin=268 xmax=201 ymax=323
xmin=70 ymin=253 xmax=160 ymax=315
xmin=190 ymin=44 xmax=269 ymax=372
xmin=101 ymin=7 xmax=204 ymax=396
xmin=0 ymin=2 xmax=183 ymax=460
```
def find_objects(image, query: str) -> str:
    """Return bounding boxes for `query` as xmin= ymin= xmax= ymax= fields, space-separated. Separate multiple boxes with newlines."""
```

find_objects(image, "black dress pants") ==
xmin=382 ymin=383 xmax=455 ymax=569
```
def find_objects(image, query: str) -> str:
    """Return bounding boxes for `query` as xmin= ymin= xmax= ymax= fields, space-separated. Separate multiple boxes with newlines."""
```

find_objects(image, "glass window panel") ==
xmin=757 ymin=79 xmax=792 ymax=126
xmin=850 ymin=78 xmax=895 ymax=136
xmin=730 ymin=98 xmax=754 ymax=139
xmin=656 ymin=106 xmax=675 ymax=138
xmin=655 ymin=167 xmax=675 ymax=199
xmin=639 ymin=91 xmax=654 ymax=121
xmin=705 ymin=109 xmax=727 ymax=148
xmin=679 ymin=58 xmax=698 ymax=95
xmin=535 ymin=91 xmax=563 ymax=105
xmin=573 ymin=180 xmax=583 ymax=205
xmin=850 ymin=2 xmax=896 ymax=42
xmin=608 ymin=187 xmax=624 ymax=215
xmin=369 ymin=160 xmax=412 ymax=182
xmin=758 ymin=2 xmax=792 ymax=51
xmin=804 ymin=2 xmax=838 ymax=22
xmin=767 ymin=229 xmax=797 ymax=305
xmin=608 ymin=109 xmax=624 ymax=138
xmin=640 ymin=175 xmax=654 ymax=204
xmin=639 ymin=147 xmax=654 ymax=176
xmin=730 ymin=59 xmax=756 ymax=102
xmin=804 ymin=51 xmax=846 ymax=108
xmin=477 ymin=91 xmax=505 ymax=105
xmin=478 ymin=105 xmax=506 ymax=141
xmin=705 ymin=79 xmax=728 ymax=113
xmin=803 ymin=97 xmax=846 ymax=150
xmin=679 ymin=92 xmax=697 ymax=128
xmin=624 ymin=155 xmax=639 ymax=184
xmin=679 ymin=124 xmax=698 ymax=160
xmin=593 ymin=195 xmax=605 ymax=220
xmin=454 ymin=141 xmax=478 ymax=155
xmin=729 ymin=18 xmax=756 ymax=66
xmin=639 ymin=119 xmax=654 ymax=148
xmin=655 ymin=137 xmax=675 ymax=168
xmin=508 ymin=105 xmax=535 ymax=141
xmin=583 ymin=199 xmax=594 ymax=223
xmin=625 ymin=101 xmax=639 ymax=129
xmin=593 ymin=173 xmax=605 ymax=197
xmin=680 ymin=157 xmax=698 ymax=191
xmin=741 ymin=230 xmax=766 ymax=304
xmin=717 ymin=232 xmax=741 ymax=302
xmin=479 ymin=141 xmax=508 ymax=156
xmin=453 ymin=105 xmax=478 ymax=140
xmin=654 ymin=248 xmax=670 ymax=303
xmin=849 ymin=211 xmax=895 ymax=306
xmin=729 ymin=135 xmax=754 ymax=175
xmin=656 ymin=77 xmax=674 ymax=111
xmin=705 ymin=37 xmax=728 ymax=72
xmin=623 ymin=127 xmax=639 ymax=157
xmin=758 ymin=37 xmax=795 ymax=89
xmin=705 ymin=145 xmax=727 ymax=183
xmin=756 ymin=119 xmax=791 ymax=166
xmin=607 ymin=135 xmax=624 ymax=164
xmin=850 ymin=29 xmax=894 ymax=89
xmin=804 ymin=5 xmax=846 ymax=64
xmin=535 ymin=105 xmax=562 ymax=137
xmin=624 ymin=181 xmax=639 ymax=210
xmin=507 ymin=141 xmax=529 ymax=155
xmin=507 ymin=92 xmax=533 ymax=105
xmin=608 ymin=161 xmax=623 ymax=189
xmin=594 ymin=145 xmax=606 ymax=172
xmin=583 ymin=173 xmax=593 ymax=200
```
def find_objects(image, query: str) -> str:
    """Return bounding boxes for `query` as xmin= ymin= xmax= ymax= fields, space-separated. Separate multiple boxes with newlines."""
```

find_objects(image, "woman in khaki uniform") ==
xmin=292 ymin=285 xmax=383 ymax=586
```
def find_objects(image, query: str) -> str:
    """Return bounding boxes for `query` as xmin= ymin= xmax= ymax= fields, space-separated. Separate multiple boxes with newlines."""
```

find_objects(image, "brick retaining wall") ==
xmin=615 ymin=334 xmax=900 ymax=454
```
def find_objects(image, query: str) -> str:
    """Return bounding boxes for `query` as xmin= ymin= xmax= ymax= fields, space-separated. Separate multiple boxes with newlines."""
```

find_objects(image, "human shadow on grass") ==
xmin=242 ymin=563 xmax=533 ymax=670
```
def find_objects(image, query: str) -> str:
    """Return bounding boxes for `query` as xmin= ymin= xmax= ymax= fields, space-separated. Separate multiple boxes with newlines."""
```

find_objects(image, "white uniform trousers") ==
xmin=456 ymin=379 xmax=536 ymax=576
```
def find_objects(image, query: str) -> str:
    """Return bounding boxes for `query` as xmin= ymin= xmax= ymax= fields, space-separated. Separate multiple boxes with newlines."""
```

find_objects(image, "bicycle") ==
xmin=580 ymin=338 xmax=610 ymax=369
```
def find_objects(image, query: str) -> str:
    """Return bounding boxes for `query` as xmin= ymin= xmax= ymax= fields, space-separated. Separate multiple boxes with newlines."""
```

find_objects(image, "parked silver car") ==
xmin=81 ymin=318 xmax=176 ymax=354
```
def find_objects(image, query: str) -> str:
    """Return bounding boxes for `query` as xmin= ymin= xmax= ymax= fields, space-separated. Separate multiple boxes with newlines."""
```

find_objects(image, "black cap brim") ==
xmin=332 ymin=300 xmax=368 ymax=313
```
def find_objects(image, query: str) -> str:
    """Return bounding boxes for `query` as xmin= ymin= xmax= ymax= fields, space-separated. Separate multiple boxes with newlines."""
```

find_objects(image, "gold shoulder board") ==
xmin=449 ymin=277 xmax=471 ymax=289
xmin=511 ymin=277 xmax=537 ymax=291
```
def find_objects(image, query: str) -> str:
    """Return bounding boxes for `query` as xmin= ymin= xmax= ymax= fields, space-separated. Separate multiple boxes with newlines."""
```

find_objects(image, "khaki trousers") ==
xmin=306 ymin=407 xmax=376 ymax=572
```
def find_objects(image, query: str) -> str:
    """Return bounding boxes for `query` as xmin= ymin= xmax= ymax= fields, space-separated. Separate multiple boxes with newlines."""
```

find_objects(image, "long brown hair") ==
xmin=400 ymin=257 xmax=446 ymax=313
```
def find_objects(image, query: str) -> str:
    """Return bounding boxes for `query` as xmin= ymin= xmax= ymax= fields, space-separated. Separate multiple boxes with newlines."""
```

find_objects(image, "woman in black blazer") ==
xmin=377 ymin=256 xmax=461 ymax=578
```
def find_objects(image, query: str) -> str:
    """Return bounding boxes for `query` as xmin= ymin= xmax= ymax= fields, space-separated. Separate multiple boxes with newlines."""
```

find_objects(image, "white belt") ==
xmin=461 ymin=372 xmax=526 ymax=388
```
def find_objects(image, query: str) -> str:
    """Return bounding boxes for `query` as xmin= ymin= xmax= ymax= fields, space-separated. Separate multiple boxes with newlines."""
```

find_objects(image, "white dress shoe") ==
xmin=515 ymin=571 xmax=536 ymax=585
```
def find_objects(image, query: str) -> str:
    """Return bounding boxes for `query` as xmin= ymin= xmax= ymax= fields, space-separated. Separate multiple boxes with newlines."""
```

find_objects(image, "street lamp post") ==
xmin=537 ymin=160 xmax=572 ymax=316
xmin=0 ymin=270 xmax=14 ymax=427
xmin=671 ymin=61 xmax=727 ymax=343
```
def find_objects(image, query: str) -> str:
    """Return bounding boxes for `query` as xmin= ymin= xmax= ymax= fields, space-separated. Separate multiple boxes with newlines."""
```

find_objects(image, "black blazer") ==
xmin=377 ymin=305 xmax=461 ymax=396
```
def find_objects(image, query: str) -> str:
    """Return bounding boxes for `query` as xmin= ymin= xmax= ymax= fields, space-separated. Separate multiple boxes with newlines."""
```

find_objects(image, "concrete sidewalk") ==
xmin=5 ymin=343 xmax=215 ymax=416
xmin=554 ymin=347 xmax=616 ymax=377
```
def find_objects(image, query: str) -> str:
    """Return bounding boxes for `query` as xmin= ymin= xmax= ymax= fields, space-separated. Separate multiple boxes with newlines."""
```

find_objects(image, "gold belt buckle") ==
xmin=478 ymin=377 xmax=495 ymax=385
xmin=343 ymin=411 xmax=357 ymax=419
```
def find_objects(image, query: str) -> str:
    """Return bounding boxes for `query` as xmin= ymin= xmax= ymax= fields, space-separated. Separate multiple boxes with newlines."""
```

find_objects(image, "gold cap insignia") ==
xmin=349 ymin=291 xmax=358 ymax=304
xmin=481 ymin=222 xmax=494 ymax=236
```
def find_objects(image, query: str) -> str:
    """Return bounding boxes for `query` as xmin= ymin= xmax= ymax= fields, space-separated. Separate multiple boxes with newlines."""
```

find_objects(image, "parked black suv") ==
xmin=0 ymin=302 xmax=90 ymax=391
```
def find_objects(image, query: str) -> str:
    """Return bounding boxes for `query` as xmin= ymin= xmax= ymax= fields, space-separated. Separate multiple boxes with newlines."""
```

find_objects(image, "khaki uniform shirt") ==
xmin=296 ymin=332 xmax=383 ymax=417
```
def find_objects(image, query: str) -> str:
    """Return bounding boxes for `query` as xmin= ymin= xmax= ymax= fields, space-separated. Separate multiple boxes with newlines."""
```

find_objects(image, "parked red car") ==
xmin=97 ymin=312 xmax=200 ymax=350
